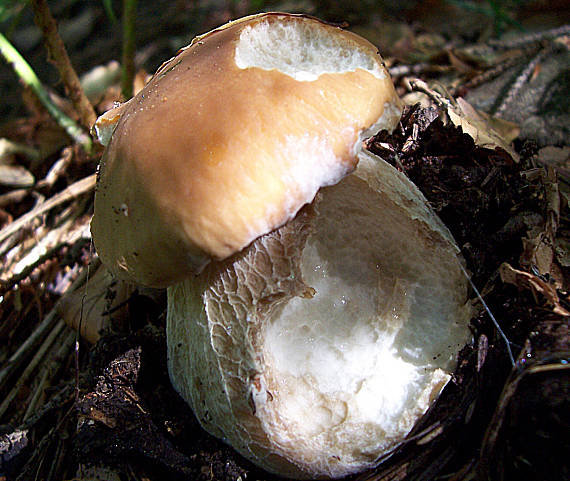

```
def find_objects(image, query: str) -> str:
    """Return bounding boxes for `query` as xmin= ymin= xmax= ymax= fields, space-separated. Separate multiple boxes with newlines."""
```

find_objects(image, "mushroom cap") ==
xmin=91 ymin=13 xmax=402 ymax=288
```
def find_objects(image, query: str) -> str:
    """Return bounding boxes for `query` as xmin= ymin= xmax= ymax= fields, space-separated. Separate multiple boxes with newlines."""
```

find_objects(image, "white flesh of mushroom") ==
xmin=234 ymin=18 xmax=386 ymax=81
xmin=167 ymin=154 xmax=472 ymax=479
xmin=161 ymin=15 xmax=472 ymax=480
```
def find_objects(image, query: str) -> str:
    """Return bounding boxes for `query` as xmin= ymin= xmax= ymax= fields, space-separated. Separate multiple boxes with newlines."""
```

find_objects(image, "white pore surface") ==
xmin=262 ymin=172 xmax=470 ymax=474
xmin=235 ymin=17 xmax=385 ymax=81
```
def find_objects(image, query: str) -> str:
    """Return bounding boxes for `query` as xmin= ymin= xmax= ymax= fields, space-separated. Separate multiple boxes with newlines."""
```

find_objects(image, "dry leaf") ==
xmin=447 ymin=98 xmax=520 ymax=161
xmin=499 ymin=263 xmax=570 ymax=316
xmin=521 ymin=231 xmax=555 ymax=278
xmin=555 ymin=238 xmax=570 ymax=268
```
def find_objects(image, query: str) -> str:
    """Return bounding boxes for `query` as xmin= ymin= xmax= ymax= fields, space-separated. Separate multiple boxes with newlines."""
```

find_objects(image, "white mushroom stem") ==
xmin=89 ymin=12 xmax=471 ymax=479
xmin=166 ymin=150 xmax=472 ymax=479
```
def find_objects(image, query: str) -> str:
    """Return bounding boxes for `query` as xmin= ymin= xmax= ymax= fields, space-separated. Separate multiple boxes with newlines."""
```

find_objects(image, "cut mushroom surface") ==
xmin=91 ymin=12 xmax=471 ymax=480
xmin=167 ymin=151 xmax=472 ymax=479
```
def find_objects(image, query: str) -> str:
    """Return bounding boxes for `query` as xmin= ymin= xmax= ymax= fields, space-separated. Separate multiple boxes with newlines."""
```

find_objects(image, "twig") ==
xmin=0 ymin=243 xmax=69 ymax=292
xmin=1 ymin=219 xmax=90 ymax=304
xmin=35 ymin=146 xmax=74 ymax=190
xmin=0 ymin=173 xmax=96 ymax=246
xmin=0 ymin=310 xmax=58 ymax=393
xmin=20 ymin=384 xmax=74 ymax=431
xmin=121 ymin=0 xmax=138 ymax=99
xmin=488 ymin=24 xmax=570 ymax=49
xmin=0 ymin=138 xmax=40 ymax=161
xmin=1 ymin=211 xmax=89 ymax=288
xmin=0 ymin=187 xmax=29 ymax=208
xmin=0 ymin=33 xmax=92 ymax=153
xmin=460 ymin=51 xmax=533 ymax=92
xmin=405 ymin=78 xmax=452 ymax=108
xmin=493 ymin=45 xmax=554 ymax=117
xmin=30 ymin=0 xmax=97 ymax=132
xmin=389 ymin=63 xmax=452 ymax=78
xmin=15 ymin=426 xmax=56 ymax=481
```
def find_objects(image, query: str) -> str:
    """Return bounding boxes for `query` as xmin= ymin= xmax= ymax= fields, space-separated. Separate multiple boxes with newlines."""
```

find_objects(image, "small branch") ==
xmin=493 ymin=45 xmax=553 ymax=117
xmin=0 ymin=174 xmax=96 ymax=246
xmin=121 ymin=0 xmax=138 ymax=99
xmin=0 ymin=33 xmax=92 ymax=153
xmin=20 ymin=384 xmax=74 ymax=431
xmin=30 ymin=0 xmax=97 ymax=131
xmin=0 ymin=243 xmax=69 ymax=292
xmin=405 ymin=78 xmax=452 ymax=108
xmin=35 ymin=146 xmax=74 ymax=190
xmin=389 ymin=63 xmax=452 ymax=79
xmin=488 ymin=24 xmax=570 ymax=49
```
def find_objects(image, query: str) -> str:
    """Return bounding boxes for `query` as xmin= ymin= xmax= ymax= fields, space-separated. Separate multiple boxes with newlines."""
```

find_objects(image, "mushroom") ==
xmin=91 ymin=13 xmax=472 ymax=480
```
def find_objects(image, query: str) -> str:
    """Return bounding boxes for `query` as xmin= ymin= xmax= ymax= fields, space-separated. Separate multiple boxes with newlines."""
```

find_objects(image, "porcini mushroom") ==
xmin=91 ymin=13 xmax=472 ymax=480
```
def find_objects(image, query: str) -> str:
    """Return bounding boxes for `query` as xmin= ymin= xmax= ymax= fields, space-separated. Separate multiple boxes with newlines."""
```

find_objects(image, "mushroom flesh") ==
xmin=91 ymin=13 xmax=472 ymax=480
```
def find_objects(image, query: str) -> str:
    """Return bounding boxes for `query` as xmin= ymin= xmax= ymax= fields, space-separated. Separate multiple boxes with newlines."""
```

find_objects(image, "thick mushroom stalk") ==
xmin=167 ymin=151 xmax=471 ymax=479
xmin=91 ymin=12 xmax=472 ymax=481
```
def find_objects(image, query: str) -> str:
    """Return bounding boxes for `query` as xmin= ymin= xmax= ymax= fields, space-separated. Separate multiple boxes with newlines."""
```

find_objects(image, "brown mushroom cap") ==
xmin=91 ymin=13 xmax=402 ymax=288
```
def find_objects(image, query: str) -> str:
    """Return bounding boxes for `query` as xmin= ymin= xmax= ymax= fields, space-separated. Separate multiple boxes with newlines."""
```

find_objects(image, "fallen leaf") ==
xmin=447 ymin=98 xmax=520 ymax=161
xmin=499 ymin=263 xmax=570 ymax=316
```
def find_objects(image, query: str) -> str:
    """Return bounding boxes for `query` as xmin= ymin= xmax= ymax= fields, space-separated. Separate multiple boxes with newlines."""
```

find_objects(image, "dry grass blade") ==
xmin=0 ymin=265 xmax=90 ymax=395
xmin=0 ymin=319 xmax=66 ymax=419
xmin=0 ymin=309 xmax=59 ymax=392
xmin=23 ymin=328 xmax=75 ymax=420
xmin=478 ymin=340 xmax=570 ymax=480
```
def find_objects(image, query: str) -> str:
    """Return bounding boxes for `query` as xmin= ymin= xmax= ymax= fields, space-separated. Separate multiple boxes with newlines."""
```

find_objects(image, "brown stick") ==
xmin=30 ymin=0 xmax=97 ymax=130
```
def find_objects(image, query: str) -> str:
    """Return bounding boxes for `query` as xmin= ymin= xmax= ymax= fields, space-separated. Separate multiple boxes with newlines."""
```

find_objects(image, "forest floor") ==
xmin=0 ymin=1 xmax=569 ymax=480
